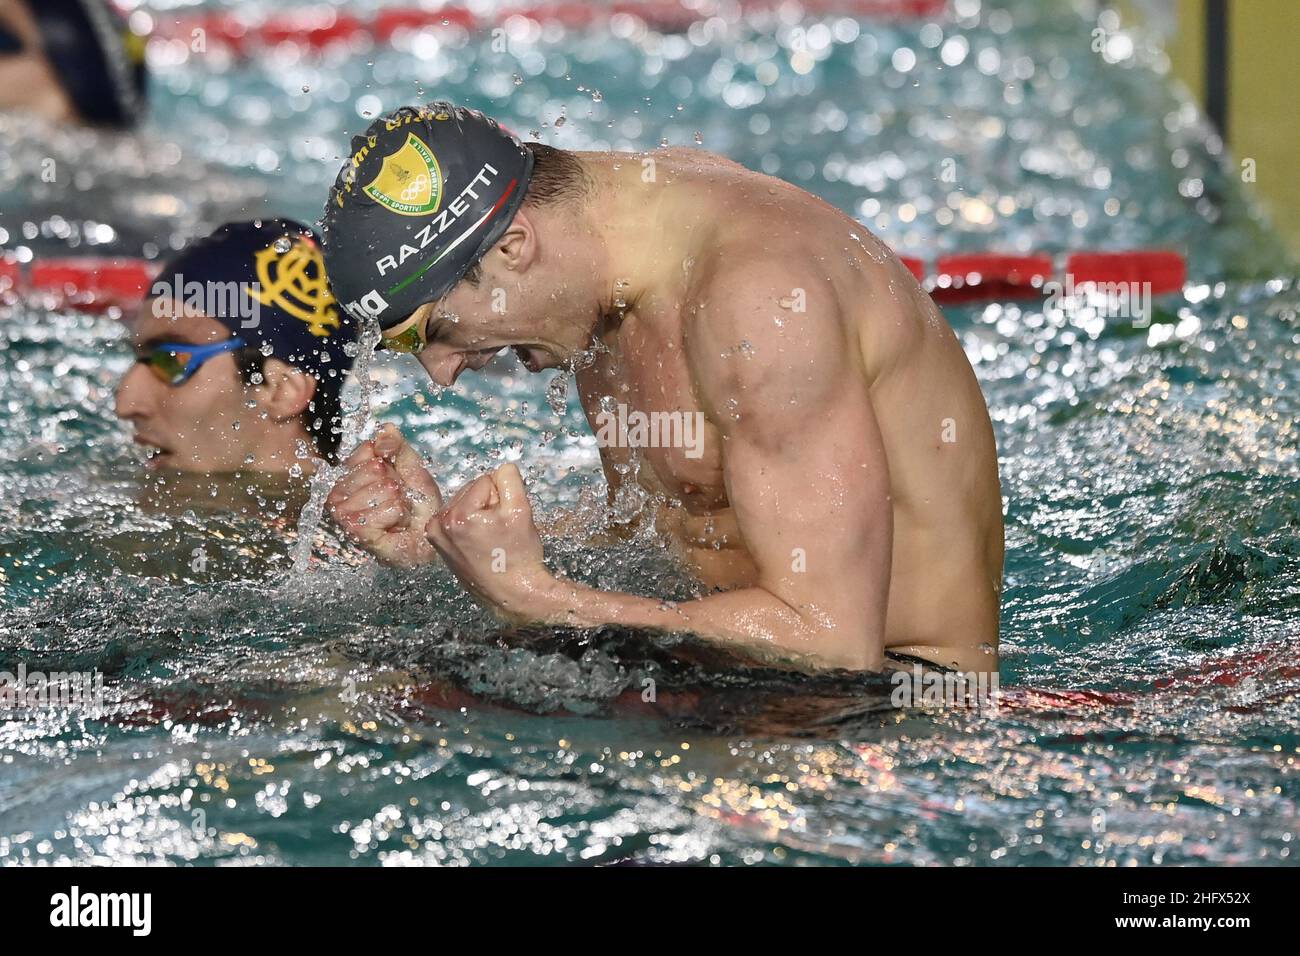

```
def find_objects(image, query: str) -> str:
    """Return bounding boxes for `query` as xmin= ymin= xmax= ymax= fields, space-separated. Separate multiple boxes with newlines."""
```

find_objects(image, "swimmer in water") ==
xmin=321 ymin=103 xmax=1003 ymax=674
xmin=116 ymin=219 xmax=357 ymax=481
xmin=0 ymin=0 xmax=147 ymax=128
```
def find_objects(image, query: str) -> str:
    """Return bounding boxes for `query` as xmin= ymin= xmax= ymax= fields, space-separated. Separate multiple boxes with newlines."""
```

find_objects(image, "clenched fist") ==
xmin=326 ymin=423 xmax=443 ymax=567
xmin=426 ymin=462 xmax=555 ymax=622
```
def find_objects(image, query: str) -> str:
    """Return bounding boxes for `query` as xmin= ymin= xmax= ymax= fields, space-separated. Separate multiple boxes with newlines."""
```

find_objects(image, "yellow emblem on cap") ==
xmin=363 ymin=133 xmax=443 ymax=217
xmin=252 ymin=239 xmax=340 ymax=338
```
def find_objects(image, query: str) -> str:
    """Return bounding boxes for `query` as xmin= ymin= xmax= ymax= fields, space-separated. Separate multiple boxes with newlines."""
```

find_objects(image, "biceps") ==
xmin=723 ymin=392 xmax=892 ymax=620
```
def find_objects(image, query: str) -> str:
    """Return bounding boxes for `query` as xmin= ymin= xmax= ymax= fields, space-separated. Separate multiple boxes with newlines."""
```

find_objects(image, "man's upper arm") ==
xmin=688 ymin=266 xmax=892 ymax=666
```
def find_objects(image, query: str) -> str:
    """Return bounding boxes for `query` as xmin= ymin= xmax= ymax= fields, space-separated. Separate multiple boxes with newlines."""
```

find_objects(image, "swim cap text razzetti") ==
xmin=322 ymin=102 xmax=534 ymax=331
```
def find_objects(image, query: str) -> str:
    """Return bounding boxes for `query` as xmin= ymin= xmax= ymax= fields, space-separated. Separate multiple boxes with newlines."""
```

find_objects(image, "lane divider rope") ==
xmin=149 ymin=1 xmax=951 ymax=50
xmin=0 ymin=249 xmax=1188 ymax=312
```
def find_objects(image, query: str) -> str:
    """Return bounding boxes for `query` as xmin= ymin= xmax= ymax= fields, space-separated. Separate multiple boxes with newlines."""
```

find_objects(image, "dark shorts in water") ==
xmin=356 ymin=625 xmax=964 ymax=738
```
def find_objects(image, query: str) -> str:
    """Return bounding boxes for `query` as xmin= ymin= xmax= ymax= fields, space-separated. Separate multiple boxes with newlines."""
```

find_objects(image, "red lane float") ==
xmin=1066 ymin=250 xmax=1186 ymax=295
xmin=152 ymin=0 xmax=949 ymax=51
xmin=923 ymin=250 xmax=1186 ymax=304
xmin=373 ymin=7 xmax=478 ymax=41
xmin=931 ymin=253 xmax=1054 ymax=304
xmin=1 ymin=250 xmax=1187 ymax=313
xmin=29 ymin=258 xmax=156 ymax=300
xmin=2 ymin=256 xmax=157 ymax=312
xmin=1153 ymin=648 xmax=1300 ymax=693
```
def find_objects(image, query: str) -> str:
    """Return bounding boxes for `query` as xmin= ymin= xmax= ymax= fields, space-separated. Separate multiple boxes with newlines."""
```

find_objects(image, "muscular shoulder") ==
xmin=659 ymin=145 xmax=753 ymax=173
xmin=683 ymin=255 xmax=855 ymax=440
xmin=685 ymin=249 xmax=849 ymax=358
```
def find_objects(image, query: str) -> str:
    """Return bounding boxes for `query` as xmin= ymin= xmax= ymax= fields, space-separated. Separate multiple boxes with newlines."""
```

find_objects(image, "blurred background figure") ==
xmin=0 ymin=0 xmax=147 ymax=128
xmin=0 ymin=0 xmax=267 ymax=274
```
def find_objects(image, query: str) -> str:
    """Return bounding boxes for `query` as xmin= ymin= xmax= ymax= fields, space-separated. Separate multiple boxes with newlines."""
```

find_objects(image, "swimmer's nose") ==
xmin=114 ymin=362 xmax=157 ymax=421
xmin=417 ymin=346 xmax=467 ymax=388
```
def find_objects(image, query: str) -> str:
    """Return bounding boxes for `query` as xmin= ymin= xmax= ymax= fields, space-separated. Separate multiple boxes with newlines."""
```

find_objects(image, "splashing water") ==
xmin=289 ymin=317 xmax=382 ymax=573
xmin=2 ymin=0 xmax=1299 ymax=867
xmin=545 ymin=371 xmax=570 ymax=416
xmin=544 ymin=345 xmax=604 ymax=423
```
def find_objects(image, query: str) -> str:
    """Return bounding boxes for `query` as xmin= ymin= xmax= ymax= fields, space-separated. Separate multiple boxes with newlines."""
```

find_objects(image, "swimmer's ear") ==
xmin=252 ymin=357 xmax=316 ymax=421
xmin=488 ymin=207 xmax=539 ymax=275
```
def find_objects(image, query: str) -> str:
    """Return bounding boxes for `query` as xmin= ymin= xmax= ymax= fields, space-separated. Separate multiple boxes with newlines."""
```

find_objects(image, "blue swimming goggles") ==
xmin=138 ymin=338 xmax=246 ymax=386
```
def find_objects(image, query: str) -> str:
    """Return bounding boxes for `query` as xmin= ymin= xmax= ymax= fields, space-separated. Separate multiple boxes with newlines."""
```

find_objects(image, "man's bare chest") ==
xmin=576 ymin=330 xmax=726 ymax=514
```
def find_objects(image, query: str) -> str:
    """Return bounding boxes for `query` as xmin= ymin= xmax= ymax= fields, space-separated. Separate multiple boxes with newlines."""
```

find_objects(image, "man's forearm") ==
xmin=526 ymin=574 xmax=877 ymax=671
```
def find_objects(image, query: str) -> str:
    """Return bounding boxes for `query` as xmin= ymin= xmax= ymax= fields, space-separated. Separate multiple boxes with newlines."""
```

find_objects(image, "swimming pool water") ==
xmin=1 ymin=0 xmax=1297 ymax=865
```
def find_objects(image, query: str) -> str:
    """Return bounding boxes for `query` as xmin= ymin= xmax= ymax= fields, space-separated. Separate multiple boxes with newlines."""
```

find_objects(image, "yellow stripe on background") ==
xmin=1131 ymin=0 xmax=1297 ymax=262
xmin=1165 ymin=0 xmax=1205 ymax=105
xmin=1226 ymin=1 xmax=1300 ymax=262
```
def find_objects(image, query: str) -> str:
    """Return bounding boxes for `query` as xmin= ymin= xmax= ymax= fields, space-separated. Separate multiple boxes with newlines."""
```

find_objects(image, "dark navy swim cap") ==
xmin=31 ymin=0 xmax=148 ymax=128
xmin=322 ymin=102 xmax=534 ymax=330
xmin=150 ymin=220 xmax=357 ymax=396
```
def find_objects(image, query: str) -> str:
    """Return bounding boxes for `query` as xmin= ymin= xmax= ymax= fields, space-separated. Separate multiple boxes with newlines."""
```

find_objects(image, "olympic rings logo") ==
xmin=400 ymin=174 xmax=429 ymax=202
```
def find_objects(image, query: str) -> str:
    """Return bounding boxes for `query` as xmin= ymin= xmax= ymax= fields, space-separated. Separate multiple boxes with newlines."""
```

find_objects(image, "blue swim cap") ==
xmin=150 ymin=220 xmax=357 ymax=396
xmin=31 ymin=0 xmax=148 ymax=128
xmin=322 ymin=102 xmax=534 ymax=330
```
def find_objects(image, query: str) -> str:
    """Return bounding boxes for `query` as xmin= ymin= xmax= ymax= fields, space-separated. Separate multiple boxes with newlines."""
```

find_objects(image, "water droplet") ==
xmin=546 ymin=373 xmax=569 ymax=416
xmin=273 ymin=236 xmax=293 ymax=254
